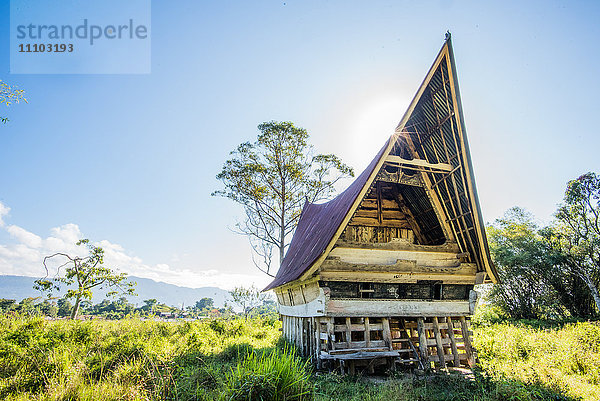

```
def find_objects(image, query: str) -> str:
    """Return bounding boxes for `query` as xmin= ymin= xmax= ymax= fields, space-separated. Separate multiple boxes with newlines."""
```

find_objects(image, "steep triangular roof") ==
xmin=264 ymin=36 xmax=498 ymax=291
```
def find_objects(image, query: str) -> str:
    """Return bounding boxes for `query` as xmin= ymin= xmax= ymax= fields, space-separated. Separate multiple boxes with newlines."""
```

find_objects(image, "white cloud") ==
xmin=0 ymin=203 xmax=10 ymax=227
xmin=0 ymin=201 xmax=269 ymax=290
xmin=6 ymin=225 xmax=43 ymax=248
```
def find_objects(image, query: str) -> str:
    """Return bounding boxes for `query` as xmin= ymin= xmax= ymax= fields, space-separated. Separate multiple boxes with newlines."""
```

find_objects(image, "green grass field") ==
xmin=1 ymin=315 xmax=598 ymax=400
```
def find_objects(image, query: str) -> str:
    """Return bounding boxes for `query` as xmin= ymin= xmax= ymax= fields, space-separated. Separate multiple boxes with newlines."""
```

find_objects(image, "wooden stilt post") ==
xmin=417 ymin=317 xmax=429 ymax=369
xmin=314 ymin=317 xmax=321 ymax=367
xmin=327 ymin=318 xmax=335 ymax=350
xmin=432 ymin=317 xmax=447 ymax=370
xmin=459 ymin=316 xmax=475 ymax=367
xmin=446 ymin=317 xmax=460 ymax=367
xmin=382 ymin=317 xmax=392 ymax=350
xmin=345 ymin=317 xmax=352 ymax=346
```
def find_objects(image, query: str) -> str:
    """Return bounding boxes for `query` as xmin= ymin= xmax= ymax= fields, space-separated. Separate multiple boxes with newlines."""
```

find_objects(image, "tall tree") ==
xmin=487 ymin=206 xmax=597 ymax=319
xmin=229 ymin=285 xmax=268 ymax=318
xmin=57 ymin=298 xmax=73 ymax=317
xmin=0 ymin=80 xmax=26 ymax=124
xmin=35 ymin=239 xmax=136 ymax=319
xmin=143 ymin=298 xmax=158 ymax=315
xmin=487 ymin=207 xmax=565 ymax=319
xmin=553 ymin=172 xmax=600 ymax=313
xmin=195 ymin=297 xmax=214 ymax=311
xmin=213 ymin=121 xmax=353 ymax=276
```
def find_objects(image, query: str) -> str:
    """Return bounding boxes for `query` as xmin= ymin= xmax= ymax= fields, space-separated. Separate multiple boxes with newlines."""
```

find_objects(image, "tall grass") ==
xmin=1 ymin=315 xmax=597 ymax=400
xmin=474 ymin=321 xmax=600 ymax=401
xmin=0 ymin=315 xmax=282 ymax=400
xmin=224 ymin=346 xmax=312 ymax=400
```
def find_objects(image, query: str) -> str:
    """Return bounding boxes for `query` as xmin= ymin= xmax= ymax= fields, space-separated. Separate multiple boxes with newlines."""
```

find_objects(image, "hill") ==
xmin=0 ymin=275 xmax=230 ymax=308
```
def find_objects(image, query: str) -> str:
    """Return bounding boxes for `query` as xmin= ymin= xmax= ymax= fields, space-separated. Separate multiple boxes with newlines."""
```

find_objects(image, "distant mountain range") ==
xmin=0 ymin=275 xmax=230 ymax=308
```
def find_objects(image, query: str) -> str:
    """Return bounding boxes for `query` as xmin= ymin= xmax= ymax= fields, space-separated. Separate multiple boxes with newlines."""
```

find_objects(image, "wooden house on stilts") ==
xmin=264 ymin=35 xmax=499 ymax=373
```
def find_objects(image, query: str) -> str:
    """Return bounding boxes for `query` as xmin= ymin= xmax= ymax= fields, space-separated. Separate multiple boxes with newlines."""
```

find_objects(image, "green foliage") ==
xmin=471 ymin=304 xmax=507 ymax=327
xmin=1 ymin=316 xmax=596 ymax=400
xmin=34 ymin=239 xmax=136 ymax=319
xmin=487 ymin=207 xmax=566 ymax=319
xmin=0 ymin=315 xmax=281 ymax=401
xmin=213 ymin=121 xmax=354 ymax=274
xmin=224 ymin=346 xmax=313 ymax=401
xmin=313 ymin=370 xmax=576 ymax=401
xmin=487 ymin=206 xmax=597 ymax=319
xmin=474 ymin=321 xmax=600 ymax=400
xmin=553 ymin=172 xmax=600 ymax=312
xmin=195 ymin=297 xmax=214 ymax=311
xmin=229 ymin=285 xmax=268 ymax=318
xmin=0 ymin=298 xmax=16 ymax=310
xmin=0 ymin=80 xmax=26 ymax=124
xmin=88 ymin=297 xmax=135 ymax=319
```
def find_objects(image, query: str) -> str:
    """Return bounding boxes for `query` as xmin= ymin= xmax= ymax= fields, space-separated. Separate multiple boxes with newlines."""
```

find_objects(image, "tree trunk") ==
xmin=581 ymin=273 xmax=600 ymax=315
xmin=71 ymin=296 xmax=82 ymax=320
xmin=279 ymin=224 xmax=285 ymax=266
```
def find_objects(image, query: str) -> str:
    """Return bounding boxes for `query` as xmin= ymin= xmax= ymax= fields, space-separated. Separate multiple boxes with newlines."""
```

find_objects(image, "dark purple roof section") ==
xmin=264 ymin=139 xmax=390 ymax=291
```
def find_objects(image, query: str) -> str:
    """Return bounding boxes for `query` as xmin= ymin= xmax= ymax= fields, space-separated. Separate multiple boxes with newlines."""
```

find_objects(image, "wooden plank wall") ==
xmin=281 ymin=315 xmax=321 ymax=362
xmin=342 ymin=225 xmax=414 ymax=243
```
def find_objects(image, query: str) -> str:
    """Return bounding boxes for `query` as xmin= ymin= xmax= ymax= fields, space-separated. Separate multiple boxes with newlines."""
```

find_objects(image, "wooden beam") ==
xmin=446 ymin=317 xmax=460 ymax=367
xmin=327 ymin=318 xmax=335 ymax=351
xmin=345 ymin=318 xmax=352 ymax=344
xmin=348 ymin=217 xmax=409 ymax=228
xmin=376 ymin=182 xmax=383 ymax=225
xmin=376 ymin=169 xmax=425 ymax=187
xmin=277 ymin=288 xmax=327 ymax=317
xmin=432 ymin=317 xmax=447 ymax=370
xmin=326 ymin=247 xmax=471 ymax=267
xmin=320 ymin=259 xmax=474 ymax=273
xmin=382 ymin=318 xmax=393 ymax=350
xmin=385 ymin=155 xmax=453 ymax=172
xmin=334 ymin=239 xmax=460 ymax=253
xmin=459 ymin=316 xmax=475 ymax=367
xmin=417 ymin=318 xmax=430 ymax=369
xmin=390 ymin=187 xmax=427 ymax=244
xmin=319 ymin=270 xmax=476 ymax=284
xmin=326 ymin=299 xmax=471 ymax=317
xmin=431 ymin=164 xmax=462 ymax=189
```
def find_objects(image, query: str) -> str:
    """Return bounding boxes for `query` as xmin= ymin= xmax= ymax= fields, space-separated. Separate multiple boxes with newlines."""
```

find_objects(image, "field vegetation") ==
xmin=1 ymin=313 xmax=598 ymax=401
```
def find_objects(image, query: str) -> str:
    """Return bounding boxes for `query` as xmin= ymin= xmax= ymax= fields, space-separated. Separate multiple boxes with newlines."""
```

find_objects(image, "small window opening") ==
xmin=370 ymin=330 xmax=383 ymax=341
xmin=351 ymin=331 xmax=365 ymax=342
xmin=359 ymin=283 xmax=374 ymax=299
xmin=433 ymin=282 xmax=443 ymax=300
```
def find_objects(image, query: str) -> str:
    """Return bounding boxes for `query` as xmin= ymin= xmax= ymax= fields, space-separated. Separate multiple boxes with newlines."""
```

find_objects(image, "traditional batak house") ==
xmin=264 ymin=35 xmax=499 ymax=373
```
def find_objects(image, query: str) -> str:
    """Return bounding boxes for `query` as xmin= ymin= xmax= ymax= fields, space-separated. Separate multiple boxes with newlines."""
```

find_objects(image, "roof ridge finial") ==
xmin=445 ymin=30 xmax=451 ymax=41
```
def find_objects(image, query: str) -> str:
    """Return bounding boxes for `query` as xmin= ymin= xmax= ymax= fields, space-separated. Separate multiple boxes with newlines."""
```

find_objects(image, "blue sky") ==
xmin=1 ymin=0 xmax=599 ymax=289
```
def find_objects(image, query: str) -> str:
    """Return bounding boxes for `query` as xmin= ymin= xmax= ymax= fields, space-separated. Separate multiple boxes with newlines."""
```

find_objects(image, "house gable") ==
xmin=264 ymin=36 xmax=498 ymax=293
